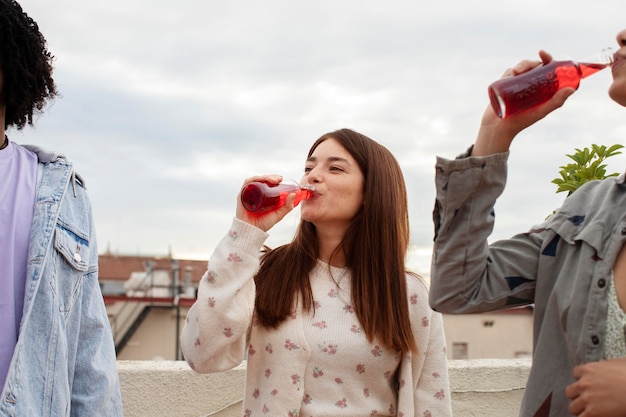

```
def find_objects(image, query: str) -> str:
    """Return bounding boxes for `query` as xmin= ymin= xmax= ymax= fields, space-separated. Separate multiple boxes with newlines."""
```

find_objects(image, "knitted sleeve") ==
xmin=410 ymin=276 xmax=453 ymax=416
xmin=180 ymin=218 xmax=268 ymax=373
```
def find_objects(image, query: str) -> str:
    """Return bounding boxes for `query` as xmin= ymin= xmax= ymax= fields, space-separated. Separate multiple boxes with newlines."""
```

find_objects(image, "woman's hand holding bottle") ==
xmin=236 ymin=175 xmax=300 ymax=232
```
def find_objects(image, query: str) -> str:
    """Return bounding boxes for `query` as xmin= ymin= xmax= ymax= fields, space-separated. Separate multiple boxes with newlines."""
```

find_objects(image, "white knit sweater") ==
xmin=181 ymin=219 xmax=452 ymax=417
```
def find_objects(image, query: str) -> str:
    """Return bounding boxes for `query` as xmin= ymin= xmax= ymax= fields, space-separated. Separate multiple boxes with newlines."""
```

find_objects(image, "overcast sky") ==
xmin=12 ymin=0 xmax=626 ymax=276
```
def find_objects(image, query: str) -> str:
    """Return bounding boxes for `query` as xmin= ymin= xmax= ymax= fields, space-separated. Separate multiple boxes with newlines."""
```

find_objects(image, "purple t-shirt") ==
xmin=0 ymin=140 xmax=37 ymax=389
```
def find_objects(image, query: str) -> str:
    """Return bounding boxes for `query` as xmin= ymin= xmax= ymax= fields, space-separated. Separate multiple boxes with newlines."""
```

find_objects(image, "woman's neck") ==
xmin=316 ymin=225 xmax=348 ymax=268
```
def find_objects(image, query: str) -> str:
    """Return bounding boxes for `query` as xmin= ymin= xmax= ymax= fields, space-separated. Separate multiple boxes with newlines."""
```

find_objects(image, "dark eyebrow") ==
xmin=306 ymin=156 xmax=351 ymax=164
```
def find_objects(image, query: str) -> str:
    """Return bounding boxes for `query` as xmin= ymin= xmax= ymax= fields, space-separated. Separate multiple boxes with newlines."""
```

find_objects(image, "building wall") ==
xmin=109 ymin=303 xmax=535 ymax=361
xmin=442 ymin=309 xmax=534 ymax=359
xmin=116 ymin=306 xmax=190 ymax=361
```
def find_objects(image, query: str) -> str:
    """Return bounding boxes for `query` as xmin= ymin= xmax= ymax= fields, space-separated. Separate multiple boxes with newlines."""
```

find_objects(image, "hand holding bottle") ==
xmin=473 ymin=50 xmax=577 ymax=157
xmin=236 ymin=175 xmax=316 ymax=232
xmin=488 ymin=47 xmax=614 ymax=118
xmin=241 ymin=180 xmax=316 ymax=213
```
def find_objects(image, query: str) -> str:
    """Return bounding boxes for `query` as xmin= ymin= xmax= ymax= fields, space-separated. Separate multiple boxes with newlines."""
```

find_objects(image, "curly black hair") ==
xmin=0 ymin=0 xmax=58 ymax=130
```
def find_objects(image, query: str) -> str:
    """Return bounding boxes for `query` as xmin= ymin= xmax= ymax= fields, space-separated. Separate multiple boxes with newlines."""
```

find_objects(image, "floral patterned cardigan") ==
xmin=181 ymin=219 xmax=452 ymax=417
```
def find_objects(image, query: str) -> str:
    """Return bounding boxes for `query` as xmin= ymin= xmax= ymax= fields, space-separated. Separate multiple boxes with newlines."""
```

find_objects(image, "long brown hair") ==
xmin=254 ymin=128 xmax=417 ymax=353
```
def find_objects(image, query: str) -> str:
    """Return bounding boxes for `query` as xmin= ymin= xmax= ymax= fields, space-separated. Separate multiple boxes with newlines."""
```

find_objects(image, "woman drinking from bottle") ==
xmin=181 ymin=128 xmax=451 ymax=416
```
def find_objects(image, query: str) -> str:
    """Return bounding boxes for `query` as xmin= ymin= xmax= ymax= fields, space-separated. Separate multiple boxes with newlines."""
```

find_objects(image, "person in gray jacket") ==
xmin=430 ymin=29 xmax=626 ymax=417
xmin=0 ymin=1 xmax=123 ymax=415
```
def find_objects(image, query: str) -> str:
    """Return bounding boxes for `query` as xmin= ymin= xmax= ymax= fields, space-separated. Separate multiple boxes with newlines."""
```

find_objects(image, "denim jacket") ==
xmin=0 ymin=146 xmax=123 ymax=416
xmin=430 ymin=150 xmax=626 ymax=417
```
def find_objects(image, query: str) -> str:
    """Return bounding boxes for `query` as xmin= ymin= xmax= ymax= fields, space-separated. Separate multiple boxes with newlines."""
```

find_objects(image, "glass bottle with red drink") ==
xmin=240 ymin=180 xmax=317 ymax=214
xmin=488 ymin=47 xmax=615 ymax=118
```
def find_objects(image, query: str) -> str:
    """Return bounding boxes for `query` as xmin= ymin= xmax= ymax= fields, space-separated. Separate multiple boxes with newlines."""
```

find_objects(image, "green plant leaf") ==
xmin=552 ymin=143 xmax=623 ymax=196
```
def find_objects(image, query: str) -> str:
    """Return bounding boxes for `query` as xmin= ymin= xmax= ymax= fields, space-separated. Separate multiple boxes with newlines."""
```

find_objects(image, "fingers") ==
xmin=235 ymin=174 xmax=296 ymax=232
xmin=236 ymin=174 xmax=283 ymax=222
xmin=571 ymin=363 xmax=584 ymax=380
xmin=565 ymin=379 xmax=580 ymax=400
xmin=568 ymin=395 xmax=585 ymax=416
xmin=538 ymin=49 xmax=553 ymax=64
xmin=240 ymin=174 xmax=283 ymax=188
xmin=499 ymin=50 xmax=553 ymax=79
xmin=251 ymin=192 xmax=296 ymax=232
xmin=531 ymin=86 xmax=575 ymax=114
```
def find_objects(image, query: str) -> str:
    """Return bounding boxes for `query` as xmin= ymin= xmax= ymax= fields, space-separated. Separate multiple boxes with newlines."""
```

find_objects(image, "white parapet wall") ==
xmin=117 ymin=358 xmax=530 ymax=417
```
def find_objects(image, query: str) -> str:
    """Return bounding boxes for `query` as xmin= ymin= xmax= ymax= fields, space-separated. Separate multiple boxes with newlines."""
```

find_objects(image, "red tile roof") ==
xmin=98 ymin=253 xmax=207 ymax=283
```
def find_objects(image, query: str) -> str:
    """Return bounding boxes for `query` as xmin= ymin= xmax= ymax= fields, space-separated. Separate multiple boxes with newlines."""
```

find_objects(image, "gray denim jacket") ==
xmin=429 ymin=150 xmax=626 ymax=417
xmin=0 ymin=146 xmax=123 ymax=416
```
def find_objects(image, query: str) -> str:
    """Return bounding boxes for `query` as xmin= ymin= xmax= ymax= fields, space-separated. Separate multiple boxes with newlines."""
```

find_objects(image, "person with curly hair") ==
xmin=0 ymin=1 xmax=123 ymax=415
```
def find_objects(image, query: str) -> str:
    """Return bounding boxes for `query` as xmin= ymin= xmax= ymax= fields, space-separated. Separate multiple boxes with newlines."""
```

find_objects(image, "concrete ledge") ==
xmin=448 ymin=358 xmax=529 ymax=417
xmin=118 ymin=358 xmax=530 ymax=417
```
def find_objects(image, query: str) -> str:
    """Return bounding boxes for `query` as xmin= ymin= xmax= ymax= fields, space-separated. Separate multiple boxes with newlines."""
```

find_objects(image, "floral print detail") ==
xmin=265 ymin=343 xmax=273 ymax=354
xmin=252 ymin=389 xmax=260 ymax=399
xmin=434 ymin=389 xmax=445 ymax=400
xmin=410 ymin=293 xmax=418 ymax=305
xmin=312 ymin=321 xmax=327 ymax=329
xmin=423 ymin=411 xmax=432 ymax=417
xmin=194 ymin=338 xmax=201 ymax=347
xmin=223 ymin=328 xmax=233 ymax=337
xmin=207 ymin=270 xmax=218 ymax=284
xmin=302 ymin=393 xmax=312 ymax=404
xmin=328 ymin=288 xmax=338 ymax=298
xmin=363 ymin=388 xmax=370 ymax=398
xmin=312 ymin=367 xmax=324 ymax=378
xmin=243 ymin=409 xmax=251 ymax=417
xmin=227 ymin=253 xmax=242 ymax=263
xmin=343 ymin=304 xmax=354 ymax=313
xmin=287 ymin=410 xmax=300 ymax=417
xmin=388 ymin=404 xmax=396 ymax=414
xmin=356 ymin=364 xmax=366 ymax=374
xmin=335 ymin=377 xmax=343 ymax=384
xmin=350 ymin=324 xmax=361 ymax=333
xmin=314 ymin=300 xmax=321 ymax=308
xmin=270 ymin=389 xmax=278 ymax=396
xmin=432 ymin=372 xmax=440 ymax=378
xmin=264 ymin=369 xmax=271 ymax=378
xmin=384 ymin=370 xmax=392 ymax=379
xmin=248 ymin=345 xmax=256 ymax=355
xmin=335 ymin=398 xmax=348 ymax=408
xmin=285 ymin=339 xmax=299 ymax=351
xmin=318 ymin=343 xmax=338 ymax=355
xmin=228 ymin=229 xmax=238 ymax=241
xmin=291 ymin=374 xmax=301 ymax=385
xmin=207 ymin=297 xmax=216 ymax=308
xmin=371 ymin=345 xmax=383 ymax=357
xmin=422 ymin=316 xmax=430 ymax=327
xmin=262 ymin=404 xmax=270 ymax=414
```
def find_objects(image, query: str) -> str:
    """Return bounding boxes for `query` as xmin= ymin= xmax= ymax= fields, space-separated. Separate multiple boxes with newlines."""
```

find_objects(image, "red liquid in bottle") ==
xmin=241 ymin=181 xmax=316 ymax=213
xmin=488 ymin=60 xmax=608 ymax=118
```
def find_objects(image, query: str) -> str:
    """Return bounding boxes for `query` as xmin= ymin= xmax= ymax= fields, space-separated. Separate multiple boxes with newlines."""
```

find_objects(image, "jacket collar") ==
xmin=21 ymin=144 xmax=66 ymax=164
xmin=22 ymin=144 xmax=86 ymax=193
